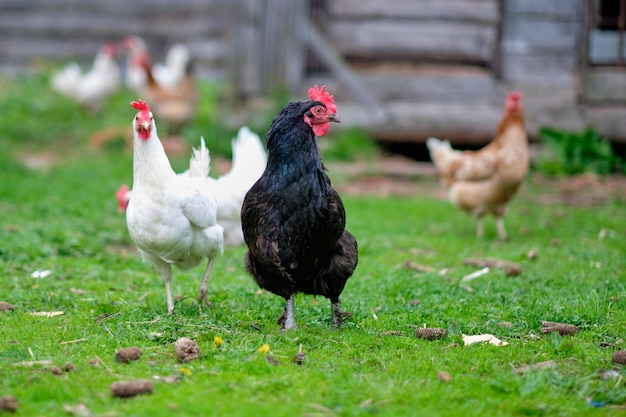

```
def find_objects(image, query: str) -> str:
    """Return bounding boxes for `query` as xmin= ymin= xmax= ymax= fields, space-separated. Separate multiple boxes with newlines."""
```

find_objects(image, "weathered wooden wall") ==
xmin=0 ymin=0 xmax=227 ymax=77
xmin=501 ymin=0 xmax=585 ymax=88
xmin=315 ymin=0 xmax=626 ymax=143
xmin=228 ymin=0 xmax=308 ymax=97
xmin=329 ymin=0 xmax=499 ymax=64
xmin=0 ymin=0 xmax=624 ymax=142
xmin=320 ymin=0 xmax=500 ymax=104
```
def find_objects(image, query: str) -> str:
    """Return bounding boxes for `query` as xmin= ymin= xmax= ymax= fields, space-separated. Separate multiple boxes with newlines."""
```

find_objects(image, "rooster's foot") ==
xmin=331 ymin=301 xmax=352 ymax=329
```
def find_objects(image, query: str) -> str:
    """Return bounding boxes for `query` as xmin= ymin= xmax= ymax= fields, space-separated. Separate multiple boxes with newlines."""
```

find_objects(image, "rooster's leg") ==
xmin=197 ymin=257 xmax=216 ymax=308
xmin=281 ymin=294 xmax=297 ymax=331
xmin=331 ymin=299 xmax=352 ymax=329
xmin=496 ymin=216 xmax=508 ymax=240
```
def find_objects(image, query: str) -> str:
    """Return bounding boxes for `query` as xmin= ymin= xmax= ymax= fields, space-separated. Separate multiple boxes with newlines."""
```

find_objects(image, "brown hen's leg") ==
xmin=496 ymin=216 xmax=508 ymax=240
xmin=475 ymin=216 xmax=484 ymax=239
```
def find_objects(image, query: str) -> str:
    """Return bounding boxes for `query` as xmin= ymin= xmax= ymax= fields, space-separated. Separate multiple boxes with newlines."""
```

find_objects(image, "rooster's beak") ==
xmin=140 ymin=121 xmax=151 ymax=130
xmin=329 ymin=114 xmax=341 ymax=123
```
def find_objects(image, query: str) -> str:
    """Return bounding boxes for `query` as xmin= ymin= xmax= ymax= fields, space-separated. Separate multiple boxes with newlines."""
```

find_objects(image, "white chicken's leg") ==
xmin=155 ymin=264 xmax=174 ymax=314
xmin=496 ymin=216 xmax=508 ymax=240
xmin=141 ymin=252 xmax=175 ymax=314
xmin=164 ymin=276 xmax=174 ymax=314
xmin=282 ymin=295 xmax=297 ymax=331
xmin=197 ymin=257 xmax=216 ymax=307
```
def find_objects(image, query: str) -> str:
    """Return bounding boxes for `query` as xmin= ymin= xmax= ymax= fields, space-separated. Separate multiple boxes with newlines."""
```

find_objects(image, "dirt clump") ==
xmin=416 ymin=328 xmax=448 ymax=341
xmin=111 ymin=380 xmax=153 ymax=398
xmin=0 ymin=396 xmax=18 ymax=413
xmin=115 ymin=347 xmax=143 ymax=363
xmin=174 ymin=337 xmax=200 ymax=363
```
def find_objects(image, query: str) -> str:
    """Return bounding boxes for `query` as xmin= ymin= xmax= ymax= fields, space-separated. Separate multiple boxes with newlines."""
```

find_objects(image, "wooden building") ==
xmin=1 ymin=0 xmax=625 ymax=143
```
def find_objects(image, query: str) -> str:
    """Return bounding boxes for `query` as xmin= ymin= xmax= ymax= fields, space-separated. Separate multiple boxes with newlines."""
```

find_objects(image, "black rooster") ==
xmin=241 ymin=86 xmax=358 ymax=331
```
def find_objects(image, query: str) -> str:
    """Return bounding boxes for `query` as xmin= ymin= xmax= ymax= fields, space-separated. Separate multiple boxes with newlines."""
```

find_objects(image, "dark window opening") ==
xmin=589 ymin=0 xmax=626 ymax=65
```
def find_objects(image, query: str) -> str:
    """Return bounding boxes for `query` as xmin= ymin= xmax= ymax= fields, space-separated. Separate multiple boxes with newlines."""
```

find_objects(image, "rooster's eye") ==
xmin=314 ymin=107 xmax=321 ymax=115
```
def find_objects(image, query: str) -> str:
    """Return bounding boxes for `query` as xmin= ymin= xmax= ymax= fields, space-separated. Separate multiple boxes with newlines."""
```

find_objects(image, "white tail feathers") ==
xmin=188 ymin=137 xmax=211 ymax=178
xmin=205 ymin=126 xmax=266 ymax=247
xmin=230 ymin=126 xmax=267 ymax=178
xmin=426 ymin=137 xmax=451 ymax=154
xmin=221 ymin=126 xmax=267 ymax=187
xmin=426 ymin=137 xmax=458 ymax=169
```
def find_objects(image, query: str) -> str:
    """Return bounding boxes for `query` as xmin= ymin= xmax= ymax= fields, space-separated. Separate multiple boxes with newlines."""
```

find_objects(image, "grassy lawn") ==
xmin=0 ymin=74 xmax=625 ymax=416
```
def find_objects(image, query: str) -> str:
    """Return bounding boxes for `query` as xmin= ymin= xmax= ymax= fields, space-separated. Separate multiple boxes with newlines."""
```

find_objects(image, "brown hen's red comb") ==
xmin=308 ymin=85 xmax=337 ymax=114
xmin=131 ymin=99 xmax=150 ymax=112
xmin=507 ymin=91 xmax=523 ymax=101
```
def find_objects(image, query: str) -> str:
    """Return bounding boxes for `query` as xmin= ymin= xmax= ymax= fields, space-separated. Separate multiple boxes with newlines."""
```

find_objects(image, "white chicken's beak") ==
xmin=140 ymin=121 xmax=151 ymax=131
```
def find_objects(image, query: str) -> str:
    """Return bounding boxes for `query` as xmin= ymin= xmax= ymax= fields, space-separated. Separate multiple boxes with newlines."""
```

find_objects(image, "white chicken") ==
xmin=207 ymin=126 xmax=268 ymax=246
xmin=117 ymin=126 xmax=267 ymax=247
xmin=152 ymin=43 xmax=191 ymax=88
xmin=122 ymin=35 xmax=191 ymax=91
xmin=50 ymin=42 xmax=120 ymax=111
xmin=126 ymin=99 xmax=224 ymax=314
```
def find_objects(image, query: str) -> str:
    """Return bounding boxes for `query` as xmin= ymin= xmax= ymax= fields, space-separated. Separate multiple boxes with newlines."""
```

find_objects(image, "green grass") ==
xmin=1 ymin=74 xmax=626 ymax=416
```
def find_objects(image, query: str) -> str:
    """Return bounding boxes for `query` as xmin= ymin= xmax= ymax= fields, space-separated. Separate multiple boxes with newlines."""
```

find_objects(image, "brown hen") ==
xmin=426 ymin=91 xmax=528 ymax=240
xmin=137 ymin=53 xmax=197 ymax=135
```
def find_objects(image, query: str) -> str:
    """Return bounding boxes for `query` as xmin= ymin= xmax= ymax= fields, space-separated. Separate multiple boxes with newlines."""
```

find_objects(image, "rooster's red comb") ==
xmin=308 ymin=85 xmax=336 ymax=114
xmin=131 ymin=99 xmax=150 ymax=113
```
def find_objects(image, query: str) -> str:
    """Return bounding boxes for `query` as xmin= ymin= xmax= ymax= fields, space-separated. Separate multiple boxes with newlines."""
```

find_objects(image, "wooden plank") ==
xmin=363 ymin=101 xmax=505 ymax=144
xmin=260 ymin=0 xmax=292 ymax=91
xmin=229 ymin=0 xmax=263 ymax=96
xmin=330 ymin=0 xmax=499 ymax=23
xmin=1 ymin=0 xmax=225 ymax=12
xmin=0 ymin=0 xmax=229 ymax=80
xmin=584 ymin=107 xmax=626 ymax=143
xmin=301 ymin=20 xmax=381 ymax=108
xmin=506 ymin=0 xmax=583 ymax=16
xmin=329 ymin=21 xmax=497 ymax=62
xmin=0 ymin=12 xmax=224 ymax=37
xmin=501 ymin=19 xmax=579 ymax=52
xmin=0 ymin=38 xmax=110 ymax=61
xmin=186 ymin=38 xmax=226 ymax=64
xmin=349 ymin=65 xmax=496 ymax=101
xmin=501 ymin=55 xmax=577 ymax=87
xmin=356 ymin=102 xmax=626 ymax=144
xmin=585 ymin=68 xmax=626 ymax=103
xmin=332 ymin=93 xmax=602 ymax=144
xmin=0 ymin=35 xmax=224 ymax=76
xmin=285 ymin=0 xmax=307 ymax=92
